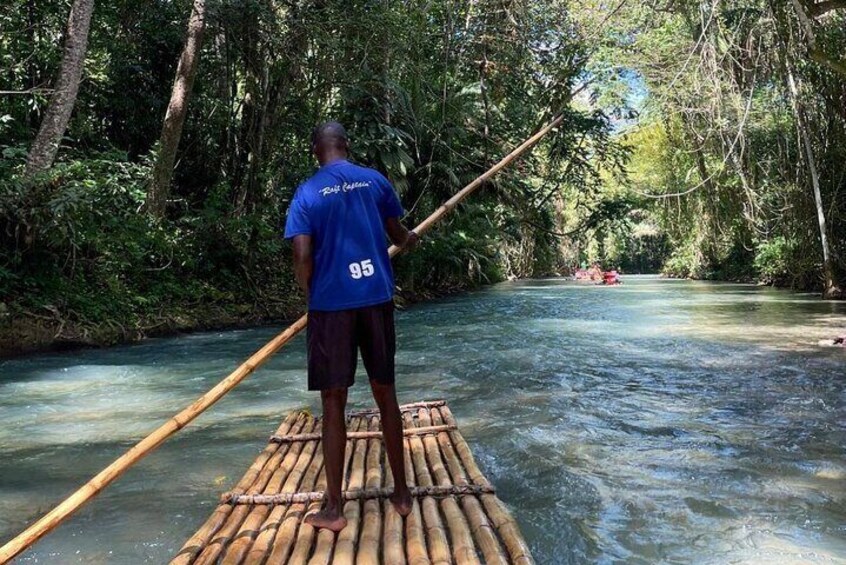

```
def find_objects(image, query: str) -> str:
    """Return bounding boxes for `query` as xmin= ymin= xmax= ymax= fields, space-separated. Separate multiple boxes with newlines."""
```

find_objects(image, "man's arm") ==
xmin=385 ymin=217 xmax=419 ymax=251
xmin=292 ymin=234 xmax=313 ymax=299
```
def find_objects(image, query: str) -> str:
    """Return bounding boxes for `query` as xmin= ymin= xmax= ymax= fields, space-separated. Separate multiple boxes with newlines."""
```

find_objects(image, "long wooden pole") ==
xmin=0 ymin=113 xmax=562 ymax=563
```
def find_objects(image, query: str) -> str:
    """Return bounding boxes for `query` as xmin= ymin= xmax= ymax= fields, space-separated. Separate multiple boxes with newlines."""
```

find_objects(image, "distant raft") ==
xmin=172 ymin=400 xmax=534 ymax=564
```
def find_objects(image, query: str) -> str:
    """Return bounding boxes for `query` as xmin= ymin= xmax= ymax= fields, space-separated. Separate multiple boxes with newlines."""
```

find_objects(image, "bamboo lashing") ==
xmin=0 ymin=115 xmax=561 ymax=563
xmin=355 ymin=416 xmax=383 ymax=564
xmin=349 ymin=398 xmax=446 ymax=416
xmin=222 ymin=483 xmax=496 ymax=505
xmin=270 ymin=423 xmax=456 ymax=443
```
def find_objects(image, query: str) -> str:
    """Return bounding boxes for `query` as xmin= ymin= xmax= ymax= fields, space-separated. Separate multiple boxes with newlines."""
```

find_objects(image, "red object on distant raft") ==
xmin=603 ymin=270 xmax=621 ymax=285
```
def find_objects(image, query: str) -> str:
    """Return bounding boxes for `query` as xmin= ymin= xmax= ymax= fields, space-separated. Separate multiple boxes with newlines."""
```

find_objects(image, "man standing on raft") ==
xmin=285 ymin=121 xmax=418 ymax=531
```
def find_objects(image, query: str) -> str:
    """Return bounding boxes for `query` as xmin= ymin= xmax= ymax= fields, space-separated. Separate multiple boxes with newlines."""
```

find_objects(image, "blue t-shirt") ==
xmin=284 ymin=159 xmax=404 ymax=311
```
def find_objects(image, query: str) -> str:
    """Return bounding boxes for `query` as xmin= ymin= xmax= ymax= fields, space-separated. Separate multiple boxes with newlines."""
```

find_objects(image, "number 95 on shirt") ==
xmin=349 ymin=259 xmax=375 ymax=279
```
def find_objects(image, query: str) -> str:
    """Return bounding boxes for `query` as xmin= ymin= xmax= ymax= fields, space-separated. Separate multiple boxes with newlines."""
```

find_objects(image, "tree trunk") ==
xmin=23 ymin=0 xmax=95 ymax=178
xmin=147 ymin=0 xmax=207 ymax=218
xmin=784 ymin=63 xmax=843 ymax=298
xmin=232 ymin=2 xmax=266 ymax=215
xmin=26 ymin=0 xmax=40 ymax=130
xmin=480 ymin=51 xmax=491 ymax=168
xmin=233 ymin=65 xmax=270 ymax=215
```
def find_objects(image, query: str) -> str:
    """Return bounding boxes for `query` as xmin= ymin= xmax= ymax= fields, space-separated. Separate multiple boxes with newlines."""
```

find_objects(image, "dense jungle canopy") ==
xmin=1 ymin=0 xmax=844 ymax=351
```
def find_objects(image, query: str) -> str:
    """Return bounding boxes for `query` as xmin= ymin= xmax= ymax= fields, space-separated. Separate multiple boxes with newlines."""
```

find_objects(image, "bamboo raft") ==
xmin=171 ymin=400 xmax=533 ymax=564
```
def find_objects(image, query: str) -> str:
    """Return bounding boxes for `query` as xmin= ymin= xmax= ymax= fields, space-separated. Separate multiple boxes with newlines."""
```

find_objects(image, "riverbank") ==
xmin=0 ymin=283 xmax=476 ymax=359
xmin=0 ymin=300 xmax=295 ymax=359
xmin=660 ymin=269 xmax=846 ymax=300
xmin=7 ymin=268 xmax=838 ymax=358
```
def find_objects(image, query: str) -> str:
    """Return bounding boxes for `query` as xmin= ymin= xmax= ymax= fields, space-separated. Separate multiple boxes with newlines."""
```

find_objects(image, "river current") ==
xmin=1 ymin=276 xmax=844 ymax=564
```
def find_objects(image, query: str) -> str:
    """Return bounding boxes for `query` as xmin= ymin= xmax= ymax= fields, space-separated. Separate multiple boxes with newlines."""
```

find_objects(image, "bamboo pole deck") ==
xmin=171 ymin=400 xmax=534 ymax=564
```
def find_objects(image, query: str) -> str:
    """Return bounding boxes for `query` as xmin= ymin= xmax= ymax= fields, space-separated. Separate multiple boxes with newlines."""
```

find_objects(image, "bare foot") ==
xmin=304 ymin=507 xmax=347 ymax=532
xmin=389 ymin=488 xmax=413 ymax=517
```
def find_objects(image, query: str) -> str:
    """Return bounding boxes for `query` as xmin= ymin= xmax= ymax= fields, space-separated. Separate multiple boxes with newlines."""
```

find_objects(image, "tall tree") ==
xmin=146 ymin=0 xmax=207 ymax=218
xmin=23 ymin=0 xmax=95 ymax=178
xmin=778 ymin=7 xmax=843 ymax=298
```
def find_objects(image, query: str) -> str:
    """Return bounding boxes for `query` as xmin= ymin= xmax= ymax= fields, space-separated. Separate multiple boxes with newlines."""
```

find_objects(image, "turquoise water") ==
xmin=1 ymin=276 xmax=845 ymax=563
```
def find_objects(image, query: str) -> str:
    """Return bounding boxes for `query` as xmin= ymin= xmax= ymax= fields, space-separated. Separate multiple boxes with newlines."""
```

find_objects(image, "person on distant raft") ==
xmin=284 ymin=121 xmax=418 ymax=531
xmin=589 ymin=263 xmax=603 ymax=281
xmin=603 ymin=269 xmax=621 ymax=285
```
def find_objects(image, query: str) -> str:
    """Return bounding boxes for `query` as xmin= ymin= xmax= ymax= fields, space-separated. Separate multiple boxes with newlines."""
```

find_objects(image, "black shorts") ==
xmin=307 ymin=300 xmax=396 ymax=391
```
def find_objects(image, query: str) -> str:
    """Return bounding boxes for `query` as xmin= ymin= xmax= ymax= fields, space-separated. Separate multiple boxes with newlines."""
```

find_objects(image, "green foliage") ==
xmin=569 ymin=1 xmax=846 ymax=290
xmin=1 ymin=0 xmax=622 ymax=347
xmin=398 ymin=206 xmax=504 ymax=292
xmin=754 ymin=236 xmax=794 ymax=285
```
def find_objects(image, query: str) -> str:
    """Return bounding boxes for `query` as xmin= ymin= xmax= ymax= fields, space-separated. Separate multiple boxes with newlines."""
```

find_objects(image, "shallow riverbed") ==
xmin=1 ymin=276 xmax=844 ymax=563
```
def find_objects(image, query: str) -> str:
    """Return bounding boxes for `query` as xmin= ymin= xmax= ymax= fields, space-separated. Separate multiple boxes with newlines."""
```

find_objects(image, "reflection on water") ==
xmin=1 ymin=276 xmax=844 ymax=563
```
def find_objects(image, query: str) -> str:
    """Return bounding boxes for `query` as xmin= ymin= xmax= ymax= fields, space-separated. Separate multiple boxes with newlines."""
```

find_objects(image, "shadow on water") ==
xmin=1 ymin=276 xmax=845 ymax=563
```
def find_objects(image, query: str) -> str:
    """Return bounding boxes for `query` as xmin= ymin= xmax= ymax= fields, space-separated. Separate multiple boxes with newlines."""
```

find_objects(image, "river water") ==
xmin=1 ymin=276 xmax=844 ymax=564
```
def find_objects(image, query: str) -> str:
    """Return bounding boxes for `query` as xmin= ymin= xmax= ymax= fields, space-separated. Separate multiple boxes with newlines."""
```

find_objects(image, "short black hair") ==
xmin=312 ymin=121 xmax=348 ymax=148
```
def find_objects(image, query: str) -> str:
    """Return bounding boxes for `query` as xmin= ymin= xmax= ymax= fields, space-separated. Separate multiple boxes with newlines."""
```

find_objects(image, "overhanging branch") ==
xmin=809 ymin=48 xmax=846 ymax=78
xmin=805 ymin=0 xmax=846 ymax=17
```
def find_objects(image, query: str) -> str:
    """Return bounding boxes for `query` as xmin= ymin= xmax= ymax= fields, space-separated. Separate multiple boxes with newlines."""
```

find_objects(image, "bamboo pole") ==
xmin=406 ymin=411 xmax=452 ymax=565
xmin=418 ymin=408 xmax=480 ymax=565
xmin=223 ymin=483 xmax=496 ymax=505
xmin=402 ymin=412 xmax=431 ymax=565
xmin=382 ymin=498 xmax=406 ymax=565
xmin=333 ymin=415 xmax=371 ymax=565
xmin=380 ymin=413 xmax=406 ymax=565
xmin=0 ymin=113 xmax=562 ymax=564
xmin=431 ymin=408 xmax=507 ymax=565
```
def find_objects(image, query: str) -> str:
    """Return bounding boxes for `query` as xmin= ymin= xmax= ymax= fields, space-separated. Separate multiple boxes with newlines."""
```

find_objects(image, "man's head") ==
xmin=311 ymin=121 xmax=349 ymax=165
